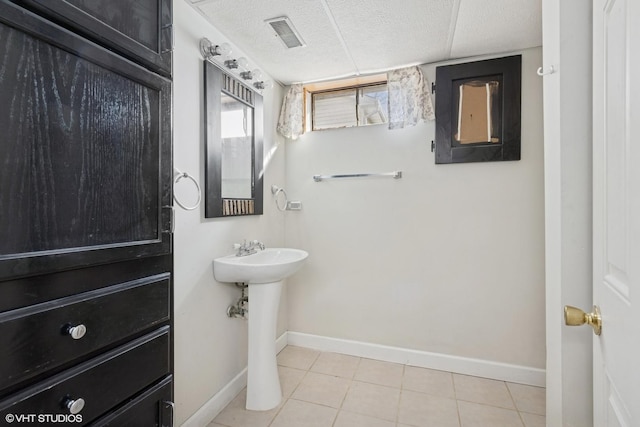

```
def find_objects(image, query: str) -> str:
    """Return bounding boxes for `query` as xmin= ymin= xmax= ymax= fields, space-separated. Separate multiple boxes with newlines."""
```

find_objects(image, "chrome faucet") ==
xmin=234 ymin=239 xmax=265 ymax=257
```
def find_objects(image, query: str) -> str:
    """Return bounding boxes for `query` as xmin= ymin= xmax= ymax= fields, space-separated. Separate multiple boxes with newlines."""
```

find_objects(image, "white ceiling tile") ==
xmin=449 ymin=0 xmax=542 ymax=59
xmin=325 ymin=0 xmax=455 ymax=73
xmin=197 ymin=0 xmax=356 ymax=84
xmin=188 ymin=0 xmax=542 ymax=85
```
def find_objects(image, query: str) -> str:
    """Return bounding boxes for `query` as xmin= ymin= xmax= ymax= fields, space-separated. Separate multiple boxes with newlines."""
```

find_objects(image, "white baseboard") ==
xmin=181 ymin=331 xmax=289 ymax=427
xmin=276 ymin=331 xmax=288 ymax=354
xmin=287 ymin=331 xmax=546 ymax=387
xmin=180 ymin=367 xmax=247 ymax=427
xmin=183 ymin=331 xmax=545 ymax=426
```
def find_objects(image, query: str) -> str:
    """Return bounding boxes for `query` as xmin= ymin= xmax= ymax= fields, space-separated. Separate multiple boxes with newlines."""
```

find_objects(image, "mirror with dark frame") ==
xmin=203 ymin=61 xmax=264 ymax=218
xmin=434 ymin=55 xmax=521 ymax=164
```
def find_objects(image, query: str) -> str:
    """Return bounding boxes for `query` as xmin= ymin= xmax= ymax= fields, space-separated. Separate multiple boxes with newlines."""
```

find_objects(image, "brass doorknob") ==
xmin=564 ymin=305 xmax=602 ymax=336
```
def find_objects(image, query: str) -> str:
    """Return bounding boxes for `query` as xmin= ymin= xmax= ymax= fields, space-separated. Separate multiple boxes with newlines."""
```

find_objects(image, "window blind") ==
xmin=312 ymin=88 xmax=357 ymax=130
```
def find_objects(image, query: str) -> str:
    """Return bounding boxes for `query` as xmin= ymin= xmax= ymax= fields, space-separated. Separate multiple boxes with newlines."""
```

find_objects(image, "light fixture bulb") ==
xmin=218 ymin=42 xmax=231 ymax=56
xmin=237 ymin=57 xmax=249 ymax=70
xmin=200 ymin=38 xmax=233 ymax=61
xmin=251 ymin=69 xmax=262 ymax=81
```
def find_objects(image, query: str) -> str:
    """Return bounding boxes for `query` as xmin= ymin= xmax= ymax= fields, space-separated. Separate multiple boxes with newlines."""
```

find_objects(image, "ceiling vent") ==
xmin=265 ymin=16 xmax=306 ymax=49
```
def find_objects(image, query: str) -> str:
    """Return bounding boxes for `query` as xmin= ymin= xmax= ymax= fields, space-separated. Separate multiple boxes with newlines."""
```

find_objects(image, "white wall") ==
xmin=542 ymin=0 xmax=593 ymax=425
xmin=172 ymin=1 xmax=286 ymax=424
xmin=172 ymin=3 xmax=545 ymax=420
xmin=285 ymin=47 xmax=545 ymax=372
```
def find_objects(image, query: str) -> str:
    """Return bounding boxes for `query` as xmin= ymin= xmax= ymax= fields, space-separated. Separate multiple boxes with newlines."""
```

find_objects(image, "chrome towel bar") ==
xmin=313 ymin=171 xmax=402 ymax=182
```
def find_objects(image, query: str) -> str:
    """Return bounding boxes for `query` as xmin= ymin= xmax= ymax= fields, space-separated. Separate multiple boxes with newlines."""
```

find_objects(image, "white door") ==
xmin=592 ymin=0 xmax=640 ymax=424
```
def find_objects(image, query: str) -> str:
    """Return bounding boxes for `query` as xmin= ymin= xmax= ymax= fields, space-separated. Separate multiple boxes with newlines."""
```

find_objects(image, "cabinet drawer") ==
xmin=89 ymin=376 xmax=173 ymax=427
xmin=0 ymin=328 xmax=170 ymax=425
xmin=0 ymin=274 xmax=170 ymax=391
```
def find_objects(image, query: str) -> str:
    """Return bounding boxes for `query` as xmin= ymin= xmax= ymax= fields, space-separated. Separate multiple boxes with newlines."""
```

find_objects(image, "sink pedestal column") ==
xmin=246 ymin=280 xmax=283 ymax=411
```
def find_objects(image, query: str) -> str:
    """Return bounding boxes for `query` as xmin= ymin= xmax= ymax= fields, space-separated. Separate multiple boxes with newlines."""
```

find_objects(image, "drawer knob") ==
xmin=64 ymin=397 xmax=85 ymax=415
xmin=65 ymin=324 xmax=87 ymax=340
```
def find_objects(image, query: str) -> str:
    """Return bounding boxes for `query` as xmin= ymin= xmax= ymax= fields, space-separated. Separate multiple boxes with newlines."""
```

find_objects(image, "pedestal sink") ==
xmin=213 ymin=248 xmax=308 ymax=411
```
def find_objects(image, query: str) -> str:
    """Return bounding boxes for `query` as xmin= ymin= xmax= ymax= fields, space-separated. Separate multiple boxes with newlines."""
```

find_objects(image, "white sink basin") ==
xmin=214 ymin=248 xmax=308 ymax=284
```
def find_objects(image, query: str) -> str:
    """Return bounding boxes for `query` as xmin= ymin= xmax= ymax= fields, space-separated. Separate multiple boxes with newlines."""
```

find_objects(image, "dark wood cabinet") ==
xmin=11 ymin=0 xmax=172 ymax=76
xmin=0 ymin=329 xmax=170 ymax=424
xmin=0 ymin=1 xmax=172 ymax=280
xmin=0 ymin=274 xmax=170 ymax=391
xmin=89 ymin=376 xmax=174 ymax=427
xmin=0 ymin=0 xmax=173 ymax=424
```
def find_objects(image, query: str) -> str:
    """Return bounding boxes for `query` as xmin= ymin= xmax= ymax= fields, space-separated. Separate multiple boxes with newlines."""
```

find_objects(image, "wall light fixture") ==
xmin=199 ymin=37 xmax=270 ymax=92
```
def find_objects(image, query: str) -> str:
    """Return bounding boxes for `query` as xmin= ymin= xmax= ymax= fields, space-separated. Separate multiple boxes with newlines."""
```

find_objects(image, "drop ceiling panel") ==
xmin=449 ymin=0 xmax=542 ymax=58
xmin=189 ymin=0 xmax=542 ymax=85
xmin=196 ymin=0 xmax=356 ymax=83
xmin=325 ymin=0 xmax=455 ymax=72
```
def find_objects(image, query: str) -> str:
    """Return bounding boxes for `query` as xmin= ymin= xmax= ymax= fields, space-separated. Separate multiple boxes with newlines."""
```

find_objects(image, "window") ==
xmin=310 ymin=82 xmax=388 ymax=131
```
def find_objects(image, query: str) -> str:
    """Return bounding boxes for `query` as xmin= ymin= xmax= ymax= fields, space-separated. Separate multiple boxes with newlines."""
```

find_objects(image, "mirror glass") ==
xmin=221 ymin=94 xmax=253 ymax=199
xmin=204 ymin=61 xmax=263 ymax=218
xmin=453 ymin=77 xmax=502 ymax=145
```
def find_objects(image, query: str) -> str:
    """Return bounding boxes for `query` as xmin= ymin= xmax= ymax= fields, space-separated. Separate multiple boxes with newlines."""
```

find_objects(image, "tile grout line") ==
xmin=265 ymin=399 xmax=285 ymax=427
xmin=223 ymin=347 xmax=543 ymax=427
xmin=294 ymin=348 xmax=341 ymax=427
xmin=505 ymin=381 xmax=527 ymax=427
xmin=395 ymin=363 xmax=406 ymax=425
xmin=452 ymin=372 xmax=463 ymax=427
xmin=269 ymin=348 xmax=317 ymax=427
xmin=332 ymin=354 xmax=362 ymax=426
xmin=333 ymin=354 xmax=351 ymax=425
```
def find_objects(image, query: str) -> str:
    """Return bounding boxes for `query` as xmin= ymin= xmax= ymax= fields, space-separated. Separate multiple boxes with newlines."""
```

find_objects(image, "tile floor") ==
xmin=208 ymin=346 xmax=545 ymax=427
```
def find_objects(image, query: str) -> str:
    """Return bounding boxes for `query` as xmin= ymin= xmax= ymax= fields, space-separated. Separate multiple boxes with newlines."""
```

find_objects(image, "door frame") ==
xmin=542 ymin=0 xmax=594 ymax=425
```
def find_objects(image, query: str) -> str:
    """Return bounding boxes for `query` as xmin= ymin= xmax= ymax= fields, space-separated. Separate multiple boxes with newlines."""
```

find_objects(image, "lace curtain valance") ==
xmin=387 ymin=66 xmax=435 ymax=129
xmin=276 ymin=83 xmax=304 ymax=140
xmin=276 ymin=66 xmax=435 ymax=139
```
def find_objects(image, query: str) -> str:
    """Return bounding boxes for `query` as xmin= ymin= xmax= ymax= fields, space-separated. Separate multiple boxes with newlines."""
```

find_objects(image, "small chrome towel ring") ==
xmin=174 ymin=171 xmax=201 ymax=210
xmin=271 ymin=185 xmax=288 ymax=212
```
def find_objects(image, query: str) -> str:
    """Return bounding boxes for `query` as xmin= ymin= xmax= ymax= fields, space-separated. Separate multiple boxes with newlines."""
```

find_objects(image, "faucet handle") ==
xmin=251 ymin=240 xmax=265 ymax=250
